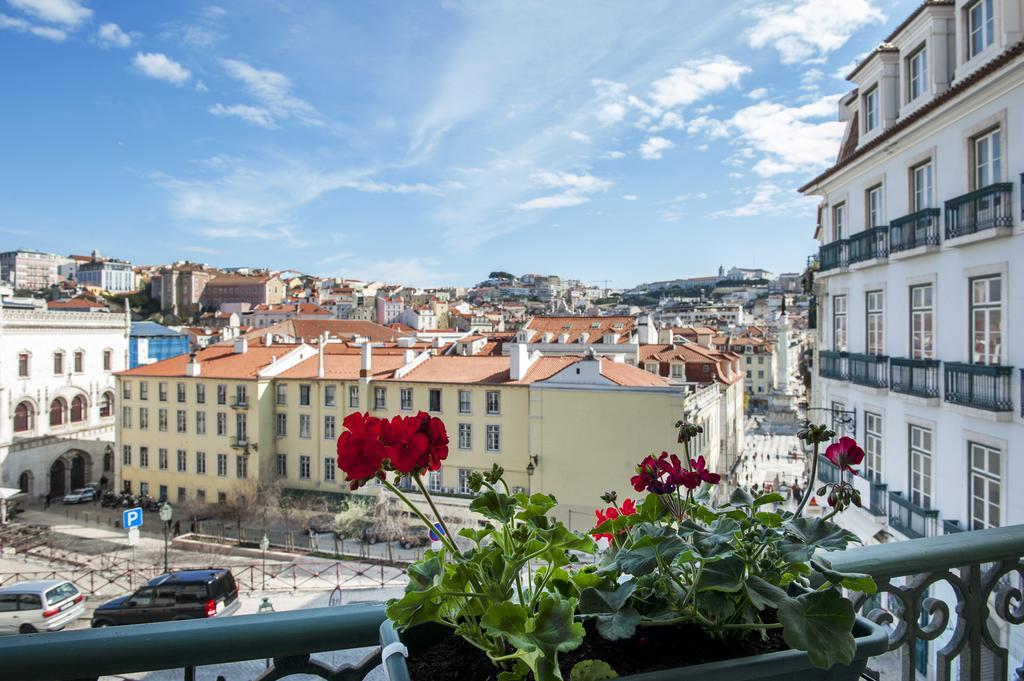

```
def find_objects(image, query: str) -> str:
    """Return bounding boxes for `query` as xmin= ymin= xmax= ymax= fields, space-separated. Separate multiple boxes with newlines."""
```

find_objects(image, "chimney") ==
xmin=264 ymin=332 xmax=272 ymax=347
xmin=510 ymin=343 xmax=537 ymax=381
xmin=318 ymin=341 xmax=325 ymax=379
xmin=403 ymin=349 xmax=416 ymax=364
xmin=360 ymin=342 xmax=372 ymax=378
xmin=233 ymin=337 xmax=248 ymax=354
xmin=185 ymin=351 xmax=201 ymax=377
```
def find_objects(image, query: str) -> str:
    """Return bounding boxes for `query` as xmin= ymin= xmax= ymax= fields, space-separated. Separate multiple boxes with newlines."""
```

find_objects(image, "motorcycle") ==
xmin=100 ymin=492 xmax=118 ymax=508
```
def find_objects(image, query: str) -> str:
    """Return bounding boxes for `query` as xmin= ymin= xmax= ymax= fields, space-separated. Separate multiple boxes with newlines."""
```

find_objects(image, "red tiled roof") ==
xmin=524 ymin=316 xmax=635 ymax=344
xmin=244 ymin=319 xmax=412 ymax=343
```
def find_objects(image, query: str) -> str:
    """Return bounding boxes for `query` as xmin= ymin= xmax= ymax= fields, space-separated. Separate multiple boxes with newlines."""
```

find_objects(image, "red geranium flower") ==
xmin=337 ymin=412 xmax=387 ymax=488
xmin=689 ymin=455 xmax=721 ymax=485
xmin=592 ymin=498 xmax=637 ymax=542
xmin=659 ymin=453 xmax=701 ymax=491
xmin=825 ymin=436 xmax=865 ymax=474
xmin=631 ymin=454 xmax=673 ymax=494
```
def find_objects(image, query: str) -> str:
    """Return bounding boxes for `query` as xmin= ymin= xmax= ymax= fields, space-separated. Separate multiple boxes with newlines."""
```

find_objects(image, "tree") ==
xmin=489 ymin=271 xmax=515 ymax=281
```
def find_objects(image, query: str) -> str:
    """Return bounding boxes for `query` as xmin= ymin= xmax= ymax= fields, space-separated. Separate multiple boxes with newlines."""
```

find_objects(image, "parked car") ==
xmin=62 ymin=488 xmax=95 ymax=504
xmin=307 ymin=514 xmax=335 ymax=535
xmin=361 ymin=526 xmax=400 ymax=544
xmin=399 ymin=526 xmax=431 ymax=549
xmin=0 ymin=580 xmax=85 ymax=635
xmin=91 ymin=569 xmax=240 ymax=627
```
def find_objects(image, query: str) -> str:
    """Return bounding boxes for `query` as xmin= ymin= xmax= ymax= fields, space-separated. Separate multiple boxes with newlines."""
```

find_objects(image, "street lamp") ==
xmin=260 ymin=532 xmax=270 ymax=591
xmin=526 ymin=455 xmax=538 ymax=495
xmin=159 ymin=502 xmax=173 ymax=574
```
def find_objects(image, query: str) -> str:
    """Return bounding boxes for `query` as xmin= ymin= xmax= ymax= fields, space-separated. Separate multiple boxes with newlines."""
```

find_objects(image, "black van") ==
xmin=91 ymin=569 xmax=240 ymax=627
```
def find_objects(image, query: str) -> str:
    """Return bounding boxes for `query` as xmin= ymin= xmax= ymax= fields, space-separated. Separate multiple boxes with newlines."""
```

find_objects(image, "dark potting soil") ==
xmin=404 ymin=619 xmax=789 ymax=680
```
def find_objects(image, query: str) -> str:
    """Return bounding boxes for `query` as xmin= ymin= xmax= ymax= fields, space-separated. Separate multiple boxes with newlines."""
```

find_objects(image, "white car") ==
xmin=0 ymin=580 xmax=85 ymax=634
xmin=62 ymin=488 xmax=95 ymax=504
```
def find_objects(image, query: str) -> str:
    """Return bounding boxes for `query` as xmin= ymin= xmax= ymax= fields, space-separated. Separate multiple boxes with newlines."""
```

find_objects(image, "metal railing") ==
xmin=945 ymin=182 xmax=1014 ymax=239
xmin=816 ymin=454 xmax=843 ymax=486
xmin=888 ymin=491 xmax=939 ymax=539
xmin=868 ymin=480 xmax=888 ymax=517
xmin=819 ymin=350 xmax=849 ymax=380
xmin=944 ymin=362 xmax=1014 ymax=412
xmin=819 ymin=239 xmax=848 ymax=271
xmin=848 ymin=226 xmax=889 ymax=263
xmin=849 ymin=353 xmax=888 ymax=388
xmin=890 ymin=357 xmax=940 ymax=398
xmin=943 ymin=519 xmax=965 ymax=534
xmin=889 ymin=208 xmax=941 ymax=252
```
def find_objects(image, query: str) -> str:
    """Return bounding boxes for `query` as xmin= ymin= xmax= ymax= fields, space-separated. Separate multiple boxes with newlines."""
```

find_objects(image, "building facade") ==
xmin=130 ymin=322 xmax=191 ymax=368
xmin=77 ymin=253 xmax=137 ymax=293
xmin=0 ymin=250 xmax=67 ymax=291
xmin=200 ymin=275 xmax=285 ymax=309
xmin=153 ymin=264 xmax=215 ymax=319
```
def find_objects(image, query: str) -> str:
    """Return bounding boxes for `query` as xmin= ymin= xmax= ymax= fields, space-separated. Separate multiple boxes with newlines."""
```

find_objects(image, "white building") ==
xmin=0 ymin=307 xmax=130 ymax=499
xmin=0 ymin=250 xmax=68 ymax=291
xmin=76 ymin=252 xmax=137 ymax=292
xmin=801 ymin=0 xmax=1023 ymax=542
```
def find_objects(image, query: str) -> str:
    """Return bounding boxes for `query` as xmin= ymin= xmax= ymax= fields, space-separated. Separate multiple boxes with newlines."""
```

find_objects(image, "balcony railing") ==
xmin=818 ymin=239 xmax=848 ymax=271
xmin=849 ymin=353 xmax=888 ymax=388
xmin=943 ymin=519 xmax=964 ymax=534
xmin=231 ymin=436 xmax=250 ymax=449
xmin=944 ymin=362 xmax=1014 ymax=412
xmin=890 ymin=357 xmax=940 ymax=398
xmin=889 ymin=208 xmax=941 ymax=252
xmin=4 ymin=527 xmax=1023 ymax=681
xmin=887 ymin=491 xmax=939 ymax=539
xmin=818 ymin=350 xmax=849 ymax=380
xmin=848 ymin=226 xmax=889 ymax=263
xmin=944 ymin=182 xmax=1014 ymax=239
xmin=231 ymin=398 xmax=249 ymax=409
xmin=816 ymin=454 xmax=843 ymax=486
xmin=868 ymin=480 xmax=888 ymax=517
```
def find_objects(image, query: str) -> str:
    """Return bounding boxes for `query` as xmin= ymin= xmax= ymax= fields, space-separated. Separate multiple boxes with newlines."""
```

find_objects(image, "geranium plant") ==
xmin=578 ymin=421 xmax=876 ymax=671
xmin=337 ymin=412 xmax=595 ymax=681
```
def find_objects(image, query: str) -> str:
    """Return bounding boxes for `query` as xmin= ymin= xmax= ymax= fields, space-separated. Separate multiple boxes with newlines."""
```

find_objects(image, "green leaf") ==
xmin=595 ymin=606 xmax=641 ymax=641
xmin=636 ymin=493 xmax=668 ymax=522
xmin=779 ymin=517 xmax=858 ymax=563
xmin=470 ymin=489 xmax=518 ymax=523
xmin=744 ymin=574 xmax=789 ymax=609
xmin=529 ymin=595 xmax=586 ymax=660
xmin=697 ymin=555 xmax=746 ymax=593
xmin=615 ymin=532 xmax=686 ymax=575
xmin=571 ymin=569 xmax=611 ymax=591
xmin=753 ymin=492 xmax=787 ymax=507
xmin=570 ymin=660 xmax=619 ymax=681
xmin=728 ymin=487 xmax=755 ymax=506
xmin=755 ymin=511 xmax=783 ymax=528
xmin=516 ymin=492 xmax=557 ymax=521
xmin=811 ymin=558 xmax=877 ymax=594
xmin=481 ymin=601 xmax=529 ymax=640
xmin=579 ymin=582 xmax=635 ymax=614
xmin=777 ymin=589 xmax=857 ymax=669
xmin=457 ymin=526 xmax=494 ymax=545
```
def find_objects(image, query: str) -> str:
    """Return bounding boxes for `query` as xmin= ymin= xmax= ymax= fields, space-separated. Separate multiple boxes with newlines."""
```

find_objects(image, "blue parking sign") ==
xmin=123 ymin=507 xmax=143 ymax=529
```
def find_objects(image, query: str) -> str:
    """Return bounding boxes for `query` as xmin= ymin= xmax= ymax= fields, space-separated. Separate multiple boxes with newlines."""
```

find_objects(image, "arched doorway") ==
xmin=49 ymin=459 xmax=66 ymax=497
xmin=18 ymin=471 xmax=33 ymax=496
xmin=70 ymin=454 xmax=86 ymax=490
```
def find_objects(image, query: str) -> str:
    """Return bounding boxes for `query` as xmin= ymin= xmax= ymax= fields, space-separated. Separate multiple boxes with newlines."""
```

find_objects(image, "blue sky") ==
xmin=0 ymin=0 xmax=920 ymax=287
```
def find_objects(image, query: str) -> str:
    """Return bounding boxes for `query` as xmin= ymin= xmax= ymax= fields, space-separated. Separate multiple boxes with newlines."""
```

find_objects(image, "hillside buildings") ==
xmin=76 ymin=251 xmax=137 ymax=293
xmin=153 ymin=263 xmax=216 ymax=318
xmin=200 ymin=274 xmax=286 ymax=309
xmin=129 ymin=321 xmax=190 ymax=369
xmin=0 ymin=250 xmax=68 ymax=290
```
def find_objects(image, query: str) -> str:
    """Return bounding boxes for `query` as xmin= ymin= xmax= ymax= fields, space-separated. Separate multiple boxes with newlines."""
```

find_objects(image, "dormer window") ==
xmin=907 ymin=45 xmax=928 ymax=101
xmin=863 ymin=87 xmax=879 ymax=132
xmin=967 ymin=0 xmax=994 ymax=60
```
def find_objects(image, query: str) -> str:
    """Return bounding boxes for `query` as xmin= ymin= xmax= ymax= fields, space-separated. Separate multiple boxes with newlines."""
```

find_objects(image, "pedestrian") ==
xmin=173 ymin=519 xmax=181 ymax=537
xmin=44 ymin=493 xmax=50 ymax=509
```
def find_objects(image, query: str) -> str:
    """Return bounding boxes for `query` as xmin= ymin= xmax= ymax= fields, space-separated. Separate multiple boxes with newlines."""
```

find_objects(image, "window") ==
xmin=670 ymin=363 xmax=683 ymax=378
xmin=970 ymin=275 xmax=1001 ymax=365
xmin=276 ymin=454 xmax=287 ymax=477
xmin=429 ymin=389 xmax=442 ymax=412
xmin=459 ymin=423 xmax=472 ymax=450
xmin=909 ymin=425 xmax=933 ymax=509
xmin=832 ymin=295 xmax=847 ymax=352
xmin=196 ymin=411 xmax=206 ymax=435
xmin=400 ymin=387 xmax=413 ymax=411
xmin=235 ymin=385 xmax=247 ymax=406
xmin=196 ymin=488 xmax=205 ymax=502
xmin=217 ymin=384 xmax=227 ymax=405
xmin=374 ymin=386 xmax=386 ymax=410
xmin=458 ymin=390 xmax=471 ymax=414
xmin=910 ymin=284 xmax=934 ymax=359
xmin=18 ymin=352 xmax=29 ymax=377
xmin=216 ymin=412 xmax=227 ymax=436
xmin=864 ymin=413 xmax=882 ymax=484
xmin=758 ymin=370 xmax=765 ymax=378
xmin=348 ymin=385 xmax=359 ymax=408
xmin=53 ymin=351 xmax=64 ymax=375
xmin=218 ymin=492 xmax=227 ymax=504
xmin=12 ymin=401 xmax=33 ymax=433
xmin=177 ymin=450 xmax=187 ymax=473
xmin=139 ymin=382 xmax=148 ymax=401
xmin=866 ymin=290 xmax=884 ymax=355
xmin=866 ymin=185 xmax=883 ymax=227
xmin=140 ymin=447 xmax=149 ymax=468
xmin=140 ymin=482 xmax=149 ymax=496
xmin=121 ymin=406 xmax=131 ymax=429
xmin=139 ymin=407 xmax=149 ymax=430
xmin=299 ymin=384 xmax=311 ymax=406
xmin=196 ymin=384 xmax=205 ymax=404
xmin=236 ymin=412 xmax=247 ymax=439
xmin=158 ymin=382 xmax=167 ymax=402
xmin=48 ymin=398 xmax=65 ymax=427
xmin=299 ymin=414 xmax=311 ymax=438
xmin=196 ymin=452 xmax=206 ymax=475
xmin=969 ymin=442 xmax=1001 ymax=529
xmin=122 ymin=381 xmax=131 ymax=400
xmin=324 ymin=415 xmax=336 ymax=439
xmin=911 ymin=161 xmax=933 ymax=211
xmin=73 ymin=351 xmax=83 ymax=373
xmin=459 ymin=469 xmax=472 ymax=495
xmin=863 ymin=87 xmax=879 ymax=132
xmin=645 ymin=362 xmax=660 ymax=374
xmin=236 ymin=455 xmax=248 ymax=479
xmin=176 ymin=410 xmax=187 ymax=433
xmin=122 ymin=445 xmax=132 ymax=466
xmin=158 ymin=448 xmax=168 ymax=470
xmin=486 ymin=425 xmax=500 ymax=452
xmin=177 ymin=487 xmax=186 ymax=503
xmin=70 ymin=395 xmax=86 ymax=423
xmin=429 ymin=470 xmax=442 ymax=492
xmin=276 ymin=384 xmax=287 ymax=405
xmin=486 ymin=391 xmax=500 ymax=415
xmin=831 ymin=203 xmax=845 ymax=241
xmin=299 ymin=455 xmax=311 ymax=480
xmin=276 ymin=413 xmax=287 ymax=437
xmin=158 ymin=408 xmax=168 ymax=432
xmin=324 ymin=458 xmax=336 ymax=482
xmin=908 ymin=45 xmax=928 ymax=100
xmin=973 ymin=128 xmax=1002 ymax=188
xmin=177 ymin=383 xmax=186 ymax=403
xmin=967 ymin=0 xmax=994 ymax=59
xmin=324 ymin=385 xmax=336 ymax=407
xmin=831 ymin=401 xmax=851 ymax=437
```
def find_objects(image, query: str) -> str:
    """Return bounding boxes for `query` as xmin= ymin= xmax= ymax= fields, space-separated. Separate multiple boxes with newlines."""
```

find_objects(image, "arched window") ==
xmin=14 ymin=401 xmax=34 ymax=433
xmin=100 ymin=392 xmax=114 ymax=418
xmin=70 ymin=396 xmax=87 ymax=423
xmin=50 ymin=398 xmax=66 ymax=427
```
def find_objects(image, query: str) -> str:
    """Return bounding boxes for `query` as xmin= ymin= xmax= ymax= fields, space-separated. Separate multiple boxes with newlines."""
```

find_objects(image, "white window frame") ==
xmin=400 ymin=388 xmax=413 ymax=411
xmin=969 ymin=442 xmax=1001 ymax=530
xmin=973 ymin=128 xmax=1002 ymax=188
xmin=374 ymin=386 xmax=386 ymax=410
xmin=324 ymin=457 xmax=336 ymax=482
xmin=299 ymin=455 xmax=311 ymax=480
xmin=486 ymin=424 xmax=501 ymax=452
xmin=911 ymin=161 xmax=933 ymax=211
xmin=863 ymin=87 xmax=879 ymax=132
xmin=832 ymin=203 xmax=846 ymax=241
xmin=866 ymin=290 xmax=884 ymax=355
xmin=299 ymin=414 xmax=311 ymax=439
xmin=909 ymin=424 xmax=933 ymax=509
xmin=458 ymin=390 xmax=471 ymax=414
xmin=486 ymin=391 xmax=500 ymax=415
xmin=910 ymin=284 xmax=934 ymax=360
xmin=864 ymin=412 xmax=882 ymax=484
xmin=970 ymin=275 xmax=1002 ymax=365
xmin=458 ymin=423 xmax=472 ymax=450
xmin=348 ymin=385 xmax=359 ymax=408
xmin=907 ymin=45 xmax=928 ymax=101
xmin=866 ymin=185 xmax=884 ymax=227
xmin=967 ymin=0 xmax=994 ymax=60
xmin=833 ymin=295 xmax=847 ymax=352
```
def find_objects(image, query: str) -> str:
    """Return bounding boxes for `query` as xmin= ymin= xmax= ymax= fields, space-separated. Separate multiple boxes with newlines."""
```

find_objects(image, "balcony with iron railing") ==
xmin=847 ymin=226 xmax=888 ymax=265
xmin=889 ymin=357 xmax=940 ymax=398
xmin=867 ymin=480 xmax=888 ymax=517
xmin=3 ymin=526 xmax=1022 ymax=681
xmin=849 ymin=353 xmax=888 ymax=388
xmin=945 ymin=182 xmax=1014 ymax=241
xmin=888 ymin=491 xmax=939 ymax=540
xmin=943 ymin=519 xmax=965 ymax=535
xmin=944 ymin=362 xmax=1014 ymax=412
xmin=818 ymin=239 xmax=848 ymax=272
xmin=816 ymin=454 xmax=843 ymax=486
xmin=889 ymin=208 xmax=941 ymax=254
xmin=818 ymin=350 xmax=849 ymax=381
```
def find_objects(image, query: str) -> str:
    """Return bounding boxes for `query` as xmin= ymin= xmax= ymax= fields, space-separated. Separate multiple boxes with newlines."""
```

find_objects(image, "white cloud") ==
xmin=514 ymin=194 xmax=590 ymax=211
xmin=7 ymin=0 xmax=90 ymax=26
xmin=746 ymin=0 xmax=886 ymax=64
xmin=0 ymin=12 xmax=65 ymax=40
xmin=747 ymin=87 xmax=769 ymax=100
xmin=568 ymin=130 xmax=591 ymax=143
xmin=95 ymin=22 xmax=132 ymax=48
xmin=194 ymin=80 xmax=208 ymax=93
xmin=600 ymin=150 xmax=626 ymax=160
xmin=596 ymin=101 xmax=627 ymax=126
xmin=639 ymin=136 xmax=674 ymax=160
xmin=686 ymin=116 xmax=730 ymax=139
xmin=533 ymin=170 xmax=612 ymax=194
xmin=728 ymin=94 xmax=845 ymax=177
xmin=713 ymin=182 xmax=818 ymax=217
xmin=622 ymin=194 xmax=638 ymax=201
xmin=221 ymin=58 xmax=320 ymax=126
xmin=133 ymin=52 xmax=192 ymax=86
xmin=209 ymin=103 xmax=278 ymax=129
xmin=648 ymin=55 xmax=750 ymax=108
xmin=648 ymin=111 xmax=684 ymax=132
xmin=182 ymin=245 xmax=219 ymax=255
